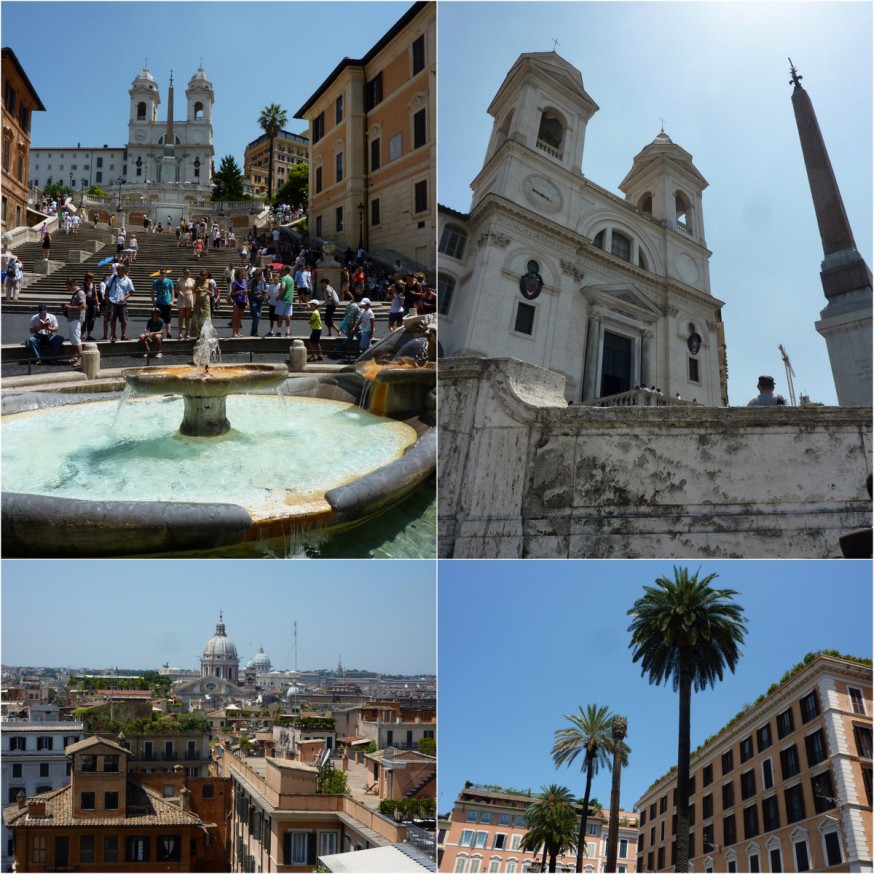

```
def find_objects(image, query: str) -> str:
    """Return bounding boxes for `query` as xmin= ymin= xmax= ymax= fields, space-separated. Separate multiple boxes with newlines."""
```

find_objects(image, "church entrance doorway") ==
xmin=600 ymin=331 xmax=632 ymax=396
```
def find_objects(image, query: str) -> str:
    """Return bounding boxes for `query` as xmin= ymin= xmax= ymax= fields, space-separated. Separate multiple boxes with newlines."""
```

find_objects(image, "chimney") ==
xmin=28 ymin=801 xmax=46 ymax=818
xmin=179 ymin=786 xmax=191 ymax=812
xmin=17 ymin=790 xmax=26 ymax=810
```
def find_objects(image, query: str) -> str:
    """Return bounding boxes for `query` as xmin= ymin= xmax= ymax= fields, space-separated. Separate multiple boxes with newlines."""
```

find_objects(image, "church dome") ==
xmin=652 ymin=129 xmax=673 ymax=145
xmin=132 ymin=66 xmax=158 ymax=91
xmin=188 ymin=66 xmax=212 ymax=90
xmin=252 ymin=645 xmax=272 ymax=672
xmin=203 ymin=613 xmax=238 ymax=660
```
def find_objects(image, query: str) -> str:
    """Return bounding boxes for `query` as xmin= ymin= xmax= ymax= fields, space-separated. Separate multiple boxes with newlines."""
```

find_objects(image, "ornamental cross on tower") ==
xmin=788 ymin=57 xmax=803 ymax=88
xmin=551 ymin=37 xmax=560 ymax=52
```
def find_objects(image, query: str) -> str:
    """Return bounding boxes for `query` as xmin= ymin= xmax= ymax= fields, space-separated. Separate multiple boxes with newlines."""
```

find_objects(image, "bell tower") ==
xmin=471 ymin=51 xmax=599 ymax=211
xmin=128 ymin=65 xmax=160 ymax=125
xmin=619 ymin=129 xmax=709 ymax=245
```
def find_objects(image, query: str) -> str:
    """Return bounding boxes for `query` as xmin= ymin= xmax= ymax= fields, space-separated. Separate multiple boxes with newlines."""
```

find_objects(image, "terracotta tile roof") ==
xmin=64 ymin=736 xmax=131 ymax=756
xmin=4 ymin=782 xmax=206 ymax=829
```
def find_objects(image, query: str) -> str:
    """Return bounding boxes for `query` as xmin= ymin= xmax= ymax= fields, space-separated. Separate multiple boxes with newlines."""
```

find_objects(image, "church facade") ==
xmin=439 ymin=51 xmax=728 ymax=406
xmin=126 ymin=65 xmax=214 ymax=187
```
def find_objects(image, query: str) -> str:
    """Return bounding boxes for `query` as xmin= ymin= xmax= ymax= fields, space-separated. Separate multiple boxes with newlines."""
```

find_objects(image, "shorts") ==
xmin=274 ymin=300 xmax=292 ymax=318
xmin=389 ymin=311 xmax=404 ymax=327
xmin=110 ymin=302 xmax=128 ymax=322
xmin=68 ymin=319 xmax=83 ymax=346
xmin=157 ymin=303 xmax=172 ymax=323
xmin=309 ymin=330 xmax=322 ymax=344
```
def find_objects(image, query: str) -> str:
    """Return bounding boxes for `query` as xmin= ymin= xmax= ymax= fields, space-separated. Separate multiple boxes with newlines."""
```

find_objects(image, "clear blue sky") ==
xmin=438 ymin=2 xmax=873 ymax=406
xmin=1 ymin=1 xmax=412 ymax=167
xmin=1 ymin=560 xmax=437 ymax=675
xmin=437 ymin=560 xmax=872 ymax=816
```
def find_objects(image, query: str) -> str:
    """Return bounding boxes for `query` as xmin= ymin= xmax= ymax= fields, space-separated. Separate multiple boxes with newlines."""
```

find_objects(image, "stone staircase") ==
xmin=3 ymin=225 xmax=392 ymax=324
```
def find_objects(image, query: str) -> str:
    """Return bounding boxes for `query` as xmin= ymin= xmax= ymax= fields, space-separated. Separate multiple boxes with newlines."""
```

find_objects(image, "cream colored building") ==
xmin=244 ymin=129 xmax=308 ymax=199
xmin=635 ymin=653 xmax=872 ymax=872
xmin=295 ymin=1 xmax=435 ymax=270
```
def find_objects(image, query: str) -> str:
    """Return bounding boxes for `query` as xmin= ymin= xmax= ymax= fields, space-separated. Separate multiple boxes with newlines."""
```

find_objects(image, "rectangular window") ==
xmin=103 ymin=755 xmax=119 ymax=772
xmin=389 ymin=132 xmax=403 ymax=161
xmin=493 ymin=833 xmax=506 ymax=849
xmin=762 ymin=794 xmax=779 ymax=831
xmin=703 ymin=763 xmax=713 ymax=786
xmin=365 ymin=72 xmax=383 ymax=110
xmin=854 ymin=724 xmax=873 ymax=759
xmin=3 ymin=81 xmax=16 ymax=113
xmin=80 ymin=835 xmax=95 ymax=864
xmin=315 ymin=165 xmax=323 ymax=193
xmin=740 ymin=736 xmax=754 ymax=763
xmin=459 ymin=829 xmax=474 ymax=846
xmin=762 ymin=758 xmax=774 ymax=790
xmin=414 ymin=108 xmax=427 ymax=149
xmin=335 ymin=151 xmax=343 ymax=183
xmin=722 ymin=781 xmax=734 ymax=810
xmin=105 ymin=791 xmax=119 ymax=810
xmin=335 ymin=94 xmax=343 ymax=125
xmin=515 ymin=302 xmax=535 ymax=335
xmin=370 ymin=137 xmax=381 ymax=172
xmin=805 ymin=728 xmax=827 ymax=767
xmin=794 ymin=840 xmax=810 ymax=872
xmin=12 ymin=764 xmax=22 ymax=778
xmin=849 ymin=687 xmax=866 ymax=715
xmin=811 ymin=770 xmax=835 ymax=813
xmin=371 ymin=198 xmax=380 ymax=227
xmin=81 ymin=792 xmax=95 ymax=810
xmin=414 ymin=179 xmax=428 ymax=214
xmin=587 ymin=823 xmax=599 ymax=836
xmin=313 ymin=112 xmax=325 ymax=143
xmin=743 ymin=803 xmax=759 ymax=839
xmin=126 ymin=836 xmax=150 ymax=862
xmin=703 ymin=793 xmax=713 ymax=819
xmin=319 ymin=831 xmax=339 ymax=856
xmin=740 ymin=769 xmax=756 ymax=800
xmin=649 ymin=802 xmax=657 ymax=819
xmin=37 ymin=736 xmax=53 ymax=751
xmin=776 ymin=707 xmax=795 ymax=739
xmin=727 ymin=861 xmax=737 ymax=873
xmin=660 ymin=795 xmax=668 ymax=814
xmin=32 ymin=836 xmax=47 ymax=864
xmin=800 ymin=690 xmax=819 ymax=723
xmin=689 ymin=802 xmax=695 ymax=826
xmin=723 ymin=813 xmax=736 ymax=846
xmin=40 ymin=763 xmax=49 ymax=778
xmin=784 ymin=784 xmax=806 ymax=823
xmin=619 ymin=837 xmax=628 ymax=858
xmin=335 ymin=206 xmax=343 ymax=233
xmin=315 ymin=215 xmax=322 ymax=238
xmin=657 ymin=846 xmax=665 ymax=870
xmin=757 ymin=723 xmax=772 ymax=752
xmin=510 ymin=834 xmax=521 ymax=851
xmin=412 ymin=34 xmax=426 ymax=75
xmin=824 ymin=831 xmax=843 ymax=866
xmin=722 ymin=749 xmax=734 ymax=775
xmin=157 ymin=836 xmax=181 ymax=862
xmin=749 ymin=852 xmax=760 ymax=873
xmin=9 ymin=736 xmax=26 ymax=751
xmin=479 ymin=812 xmax=492 ymax=824
xmin=770 ymin=848 xmax=782 ymax=873
xmin=475 ymin=831 xmax=488 ymax=848
xmin=780 ymin=744 xmax=800 ymax=780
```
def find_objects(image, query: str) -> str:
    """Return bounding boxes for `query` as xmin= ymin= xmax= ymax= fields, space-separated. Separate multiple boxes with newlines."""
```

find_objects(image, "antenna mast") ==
xmin=779 ymin=344 xmax=797 ymax=406
xmin=293 ymin=620 xmax=298 ymax=672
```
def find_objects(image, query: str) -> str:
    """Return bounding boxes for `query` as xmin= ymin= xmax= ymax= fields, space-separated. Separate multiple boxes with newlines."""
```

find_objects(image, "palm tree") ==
xmin=520 ymin=784 xmax=579 ymax=873
xmin=628 ymin=567 xmax=747 ymax=873
xmin=258 ymin=103 xmax=288 ymax=201
xmin=552 ymin=704 xmax=629 ymax=872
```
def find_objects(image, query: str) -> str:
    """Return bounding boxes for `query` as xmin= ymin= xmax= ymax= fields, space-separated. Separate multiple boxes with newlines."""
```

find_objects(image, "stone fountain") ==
xmin=121 ymin=316 xmax=287 ymax=437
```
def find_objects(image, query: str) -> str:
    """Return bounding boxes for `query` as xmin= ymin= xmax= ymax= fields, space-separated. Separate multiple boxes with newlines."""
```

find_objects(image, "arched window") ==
xmin=136 ymin=101 xmax=147 ymax=120
xmin=439 ymin=224 xmax=467 ymax=261
xmin=638 ymin=192 xmax=653 ymax=214
xmin=611 ymin=231 xmax=631 ymax=262
xmin=675 ymin=191 xmax=692 ymax=231
xmin=194 ymin=102 xmax=204 ymax=120
xmin=495 ymin=109 xmax=514 ymax=151
xmin=592 ymin=230 xmax=604 ymax=249
xmin=438 ymin=273 xmax=456 ymax=316
xmin=537 ymin=111 xmax=564 ymax=150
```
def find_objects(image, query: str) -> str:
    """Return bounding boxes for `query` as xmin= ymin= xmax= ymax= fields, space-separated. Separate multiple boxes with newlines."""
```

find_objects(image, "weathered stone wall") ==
xmin=439 ymin=357 xmax=872 ymax=558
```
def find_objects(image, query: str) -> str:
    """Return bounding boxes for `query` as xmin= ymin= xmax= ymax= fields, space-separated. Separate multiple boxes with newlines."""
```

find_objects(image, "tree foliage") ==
xmin=417 ymin=737 xmax=436 ymax=757
xmin=272 ymin=162 xmax=308 ymax=209
xmin=520 ymin=784 xmax=579 ymax=873
xmin=317 ymin=766 xmax=348 ymax=795
xmin=258 ymin=103 xmax=288 ymax=199
xmin=212 ymin=154 xmax=246 ymax=201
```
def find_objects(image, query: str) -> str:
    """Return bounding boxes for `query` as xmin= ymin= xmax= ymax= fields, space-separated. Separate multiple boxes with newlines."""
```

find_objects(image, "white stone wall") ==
xmin=439 ymin=357 xmax=872 ymax=558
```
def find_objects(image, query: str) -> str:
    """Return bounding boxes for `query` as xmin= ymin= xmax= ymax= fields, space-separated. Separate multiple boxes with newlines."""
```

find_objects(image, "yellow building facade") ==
xmin=1 ymin=47 xmax=45 ymax=232
xmin=296 ymin=1 xmax=435 ymax=270
xmin=244 ymin=129 xmax=308 ymax=200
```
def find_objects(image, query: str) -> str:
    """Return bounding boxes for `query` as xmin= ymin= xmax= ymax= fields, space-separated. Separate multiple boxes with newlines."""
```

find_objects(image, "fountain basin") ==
xmin=122 ymin=363 xmax=290 ymax=437
xmin=1 ymin=380 xmax=435 ymax=557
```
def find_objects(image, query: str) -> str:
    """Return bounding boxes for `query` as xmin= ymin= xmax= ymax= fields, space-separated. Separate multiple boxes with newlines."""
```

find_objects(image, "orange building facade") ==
xmin=295 ymin=1 xmax=435 ymax=270
xmin=442 ymin=786 xmax=639 ymax=873
xmin=635 ymin=653 xmax=872 ymax=873
xmin=1 ymin=47 xmax=45 ymax=232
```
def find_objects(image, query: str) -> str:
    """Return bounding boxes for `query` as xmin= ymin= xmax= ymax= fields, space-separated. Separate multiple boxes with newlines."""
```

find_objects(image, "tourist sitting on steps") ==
xmin=25 ymin=304 xmax=64 ymax=363
xmin=139 ymin=308 xmax=165 ymax=358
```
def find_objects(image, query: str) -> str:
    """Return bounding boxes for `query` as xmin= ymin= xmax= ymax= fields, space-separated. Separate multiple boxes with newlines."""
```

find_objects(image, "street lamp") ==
xmin=116 ymin=176 xmax=126 ymax=212
xmin=357 ymin=202 xmax=364 ymax=251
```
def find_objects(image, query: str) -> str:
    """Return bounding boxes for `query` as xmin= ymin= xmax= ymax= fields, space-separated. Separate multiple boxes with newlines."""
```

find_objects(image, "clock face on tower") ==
xmin=522 ymin=174 xmax=563 ymax=214
xmin=133 ymin=130 xmax=147 ymax=143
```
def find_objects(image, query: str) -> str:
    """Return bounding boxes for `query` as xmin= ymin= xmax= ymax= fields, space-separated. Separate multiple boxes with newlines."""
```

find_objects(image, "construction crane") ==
xmin=778 ymin=344 xmax=797 ymax=406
